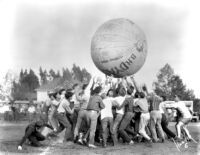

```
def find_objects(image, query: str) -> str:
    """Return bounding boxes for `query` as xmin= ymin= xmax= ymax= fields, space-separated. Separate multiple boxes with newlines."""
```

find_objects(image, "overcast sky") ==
xmin=1 ymin=0 xmax=200 ymax=97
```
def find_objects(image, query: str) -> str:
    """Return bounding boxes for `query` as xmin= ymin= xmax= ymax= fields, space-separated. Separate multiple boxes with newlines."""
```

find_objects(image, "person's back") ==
xmin=114 ymin=96 xmax=125 ymax=114
xmin=87 ymin=95 xmax=104 ymax=112
xmin=135 ymin=98 xmax=149 ymax=113
xmin=123 ymin=96 xmax=134 ymax=113
xmin=101 ymin=97 xmax=113 ymax=119
xmin=176 ymin=101 xmax=192 ymax=119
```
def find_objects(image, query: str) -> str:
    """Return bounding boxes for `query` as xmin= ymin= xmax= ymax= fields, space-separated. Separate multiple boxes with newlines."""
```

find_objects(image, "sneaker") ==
xmin=83 ymin=138 xmax=87 ymax=145
xmin=129 ymin=140 xmax=134 ymax=145
xmin=88 ymin=144 xmax=97 ymax=148
xmin=145 ymin=139 xmax=153 ymax=147
xmin=77 ymin=139 xmax=83 ymax=145
xmin=102 ymin=143 xmax=107 ymax=148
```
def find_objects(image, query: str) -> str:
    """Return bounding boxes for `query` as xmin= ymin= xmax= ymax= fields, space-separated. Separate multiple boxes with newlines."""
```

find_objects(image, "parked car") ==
xmin=191 ymin=112 xmax=199 ymax=122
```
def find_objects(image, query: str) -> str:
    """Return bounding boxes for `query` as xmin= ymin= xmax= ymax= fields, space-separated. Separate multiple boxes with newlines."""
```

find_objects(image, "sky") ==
xmin=0 ymin=0 xmax=200 ymax=97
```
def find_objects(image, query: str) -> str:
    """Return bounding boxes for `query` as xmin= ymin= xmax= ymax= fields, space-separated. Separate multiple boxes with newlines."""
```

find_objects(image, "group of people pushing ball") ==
xmin=17 ymin=75 xmax=194 ymax=150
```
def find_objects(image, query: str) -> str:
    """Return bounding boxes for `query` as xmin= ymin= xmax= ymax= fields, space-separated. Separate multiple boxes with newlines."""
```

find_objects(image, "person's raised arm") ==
xmin=85 ymin=76 xmax=95 ymax=97
xmin=130 ymin=75 xmax=140 ymax=92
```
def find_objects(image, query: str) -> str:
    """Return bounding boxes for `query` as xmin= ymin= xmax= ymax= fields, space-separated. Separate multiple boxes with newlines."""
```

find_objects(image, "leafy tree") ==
xmin=39 ymin=67 xmax=48 ymax=85
xmin=56 ymin=70 xmax=61 ymax=78
xmin=11 ymin=69 xmax=39 ymax=100
xmin=153 ymin=63 xmax=174 ymax=99
xmin=153 ymin=63 xmax=195 ymax=101
xmin=62 ymin=68 xmax=72 ymax=81
xmin=72 ymin=64 xmax=83 ymax=81
xmin=49 ymin=69 xmax=57 ymax=79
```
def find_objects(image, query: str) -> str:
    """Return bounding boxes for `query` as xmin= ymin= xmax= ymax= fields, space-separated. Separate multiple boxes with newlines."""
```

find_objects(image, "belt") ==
xmin=58 ymin=112 xmax=65 ymax=115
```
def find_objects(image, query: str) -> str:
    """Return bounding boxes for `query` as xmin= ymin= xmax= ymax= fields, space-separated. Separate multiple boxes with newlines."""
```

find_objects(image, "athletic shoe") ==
xmin=129 ymin=140 xmax=134 ymax=145
xmin=77 ymin=139 xmax=83 ymax=145
xmin=88 ymin=144 xmax=97 ymax=148
xmin=145 ymin=139 xmax=153 ymax=147
xmin=83 ymin=138 xmax=87 ymax=145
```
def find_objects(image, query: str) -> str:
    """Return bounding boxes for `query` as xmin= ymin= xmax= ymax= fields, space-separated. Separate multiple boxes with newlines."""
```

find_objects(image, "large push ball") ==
xmin=91 ymin=18 xmax=147 ymax=77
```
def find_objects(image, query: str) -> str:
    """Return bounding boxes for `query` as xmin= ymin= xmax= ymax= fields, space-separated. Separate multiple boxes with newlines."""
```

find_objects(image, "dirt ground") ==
xmin=0 ymin=121 xmax=199 ymax=155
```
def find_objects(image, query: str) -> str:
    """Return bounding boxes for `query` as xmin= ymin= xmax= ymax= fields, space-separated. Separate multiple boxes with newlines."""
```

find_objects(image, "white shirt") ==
xmin=159 ymin=101 xmax=166 ymax=114
xmin=114 ymin=96 xmax=125 ymax=115
xmin=167 ymin=101 xmax=192 ymax=119
xmin=101 ymin=97 xmax=113 ymax=120
xmin=71 ymin=94 xmax=80 ymax=109
xmin=28 ymin=106 xmax=35 ymax=113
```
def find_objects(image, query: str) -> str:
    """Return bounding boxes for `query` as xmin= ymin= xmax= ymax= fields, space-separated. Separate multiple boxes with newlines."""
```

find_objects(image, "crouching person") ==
xmin=17 ymin=120 xmax=54 ymax=150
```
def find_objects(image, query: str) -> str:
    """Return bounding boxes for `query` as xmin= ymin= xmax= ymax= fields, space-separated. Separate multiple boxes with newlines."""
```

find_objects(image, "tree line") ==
xmin=11 ymin=64 xmax=91 ymax=100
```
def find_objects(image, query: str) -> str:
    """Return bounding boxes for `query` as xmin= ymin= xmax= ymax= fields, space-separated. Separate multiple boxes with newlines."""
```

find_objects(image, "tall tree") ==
xmin=62 ymin=68 xmax=72 ymax=81
xmin=39 ymin=67 xmax=48 ymax=85
xmin=153 ymin=64 xmax=195 ymax=100
xmin=72 ymin=64 xmax=83 ymax=81
xmin=49 ymin=69 xmax=57 ymax=80
xmin=153 ymin=63 xmax=174 ymax=99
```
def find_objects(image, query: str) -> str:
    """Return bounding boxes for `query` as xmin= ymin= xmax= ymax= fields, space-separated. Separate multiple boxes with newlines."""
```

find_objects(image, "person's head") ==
xmin=129 ymin=85 xmax=134 ymax=91
xmin=52 ymin=92 xmax=60 ymax=100
xmin=72 ymin=83 xmax=80 ymax=92
xmin=139 ymin=92 xmax=145 ymax=99
xmin=161 ymin=95 xmax=167 ymax=102
xmin=65 ymin=91 xmax=74 ymax=101
xmin=79 ymin=83 xmax=88 ymax=94
xmin=93 ymin=86 xmax=102 ymax=95
xmin=118 ymin=87 xmax=126 ymax=97
xmin=101 ymin=93 xmax=107 ymax=99
xmin=174 ymin=95 xmax=180 ymax=102
xmin=127 ymin=88 xmax=133 ymax=96
xmin=107 ymin=89 xmax=114 ymax=97
xmin=59 ymin=88 xmax=66 ymax=99
xmin=134 ymin=91 xmax=140 ymax=98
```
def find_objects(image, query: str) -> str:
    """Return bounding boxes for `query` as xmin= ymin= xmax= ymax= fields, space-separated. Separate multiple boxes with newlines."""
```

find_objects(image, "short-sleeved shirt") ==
xmin=120 ymin=96 xmax=134 ymax=113
xmin=87 ymin=95 xmax=104 ymax=112
xmin=57 ymin=99 xmax=73 ymax=114
xmin=71 ymin=94 xmax=80 ymax=109
xmin=172 ymin=101 xmax=192 ymax=119
xmin=114 ymin=96 xmax=125 ymax=115
xmin=101 ymin=97 xmax=114 ymax=120
xmin=134 ymin=98 xmax=149 ymax=113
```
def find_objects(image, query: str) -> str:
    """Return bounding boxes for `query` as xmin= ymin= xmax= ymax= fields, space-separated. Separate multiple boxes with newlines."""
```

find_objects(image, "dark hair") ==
xmin=93 ymin=86 xmax=102 ymax=95
xmin=161 ymin=95 xmax=166 ymax=101
xmin=129 ymin=85 xmax=134 ymax=91
xmin=72 ymin=83 xmax=79 ymax=89
xmin=106 ymin=89 xmax=114 ymax=96
xmin=118 ymin=87 xmax=126 ymax=97
xmin=65 ymin=91 xmax=74 ymax=99
xmin=52 ymin=92 xmax=59 ymax=99
xmin=127 ymin=88 xmax=133 ymax=95
xmin=139 ymin=92 xmax=145 ymax=98
xmin=82 ymin=84 xmax=88 ymax=90
xmin=59 ymin=88 xmax=66 ymax=95
xmin=134 ymin=91 xmax=140 ymax=98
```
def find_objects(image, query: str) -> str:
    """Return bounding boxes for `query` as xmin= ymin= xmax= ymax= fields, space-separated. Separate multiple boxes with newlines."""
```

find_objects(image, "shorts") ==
xmin=179 ymin=118 xmax=191 ymax=125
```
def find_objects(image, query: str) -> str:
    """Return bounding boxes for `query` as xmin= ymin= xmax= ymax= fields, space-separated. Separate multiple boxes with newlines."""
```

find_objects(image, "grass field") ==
xmin=0 ymin=121 xmax=200 ymax=155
